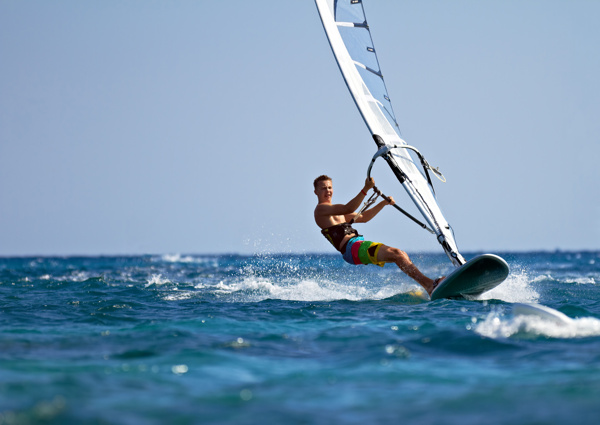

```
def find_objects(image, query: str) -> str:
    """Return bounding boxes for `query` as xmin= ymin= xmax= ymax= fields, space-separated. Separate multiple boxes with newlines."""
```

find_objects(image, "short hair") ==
xmin=313 ymin=175 xmax=332 ymax=189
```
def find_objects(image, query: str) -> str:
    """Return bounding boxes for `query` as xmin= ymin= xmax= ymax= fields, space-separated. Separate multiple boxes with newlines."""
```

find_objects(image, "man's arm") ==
xmin=315 ymin=192 xmax=365 ymax=217
xmin=315 ymin=178 xmax=375 ymax=217
xmin=352 ymin=197 xmax=394 ymax=223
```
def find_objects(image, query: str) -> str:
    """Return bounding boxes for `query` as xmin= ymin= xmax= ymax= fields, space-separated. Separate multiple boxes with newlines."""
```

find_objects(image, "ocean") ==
xmin=1 ymin=251 xmax=599 ymax=424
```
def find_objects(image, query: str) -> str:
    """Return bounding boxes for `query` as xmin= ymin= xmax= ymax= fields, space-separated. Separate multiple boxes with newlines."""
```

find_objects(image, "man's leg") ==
xmin=377 ymin=245 xmax=435 ymax=294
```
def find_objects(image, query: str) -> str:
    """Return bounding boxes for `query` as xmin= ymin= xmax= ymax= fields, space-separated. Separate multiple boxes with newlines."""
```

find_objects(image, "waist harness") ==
xmin=321 ymin=223 xmax=360 ymax=252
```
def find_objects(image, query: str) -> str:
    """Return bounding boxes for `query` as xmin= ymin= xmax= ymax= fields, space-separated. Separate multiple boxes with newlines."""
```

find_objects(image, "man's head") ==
xmin=313 ymin=175 xmax=332 ymax=190
xmin=314 ymin=175 xmax=333 ymax=203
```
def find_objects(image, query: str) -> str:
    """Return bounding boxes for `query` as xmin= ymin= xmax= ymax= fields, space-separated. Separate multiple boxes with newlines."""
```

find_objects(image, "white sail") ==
xmin=315 ymin=0 xmax=465 ymax=267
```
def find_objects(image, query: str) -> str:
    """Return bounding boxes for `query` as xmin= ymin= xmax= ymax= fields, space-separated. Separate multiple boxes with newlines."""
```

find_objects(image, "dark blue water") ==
xmin=1 ymin=252 xmax=600 ymax=424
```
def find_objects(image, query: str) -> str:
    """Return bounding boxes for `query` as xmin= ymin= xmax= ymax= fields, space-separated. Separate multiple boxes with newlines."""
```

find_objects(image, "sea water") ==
xmin=1 ymin=251 xmax=600 ymax=424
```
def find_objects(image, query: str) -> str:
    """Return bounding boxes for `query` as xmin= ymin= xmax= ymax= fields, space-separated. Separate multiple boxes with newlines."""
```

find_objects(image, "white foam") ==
xmin=162 ymin=254 xmax=194 ymax=263
xmin=564 ymin=277 xmax=596 ymax=285
xmin=475 ymin=308 xmax=600 ymax=339
xmin=159 ymin=254 xmax=219 ymax=266
xmin=145 ymin=274 xmax=171 ymax=287
xmin=163 ymin=291 xmax=194 ymax=301
xmin=208 ymin=275 xmax=419 ymax=303
xmin=70 ymin=271 xmax=91 ymax=282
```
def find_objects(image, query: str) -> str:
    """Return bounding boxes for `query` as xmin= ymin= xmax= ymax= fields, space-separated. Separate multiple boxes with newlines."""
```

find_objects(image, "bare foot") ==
xmin=428 ymin=277 xmax=445 ymax=296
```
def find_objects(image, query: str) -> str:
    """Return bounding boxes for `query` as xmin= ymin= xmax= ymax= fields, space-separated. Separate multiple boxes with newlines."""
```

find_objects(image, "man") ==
xmin=313 ymin=175 xmax=441 ymax=295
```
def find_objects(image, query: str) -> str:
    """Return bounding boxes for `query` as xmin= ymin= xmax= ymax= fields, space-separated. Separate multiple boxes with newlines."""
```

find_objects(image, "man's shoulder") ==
xmin=314 ymin=202 xmax=331 ymax=214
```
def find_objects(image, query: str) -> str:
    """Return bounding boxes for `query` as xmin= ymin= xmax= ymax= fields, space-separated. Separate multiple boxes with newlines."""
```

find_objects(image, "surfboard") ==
xmin=512 ymin=303 xmax=573 ymax=326
xmin=430 ymin=254 xmax=509 ymax=300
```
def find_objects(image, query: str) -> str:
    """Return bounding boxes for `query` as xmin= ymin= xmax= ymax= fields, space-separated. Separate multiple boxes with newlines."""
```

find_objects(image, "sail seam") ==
xmin=352 ymin=61 xmax=383 ymax=77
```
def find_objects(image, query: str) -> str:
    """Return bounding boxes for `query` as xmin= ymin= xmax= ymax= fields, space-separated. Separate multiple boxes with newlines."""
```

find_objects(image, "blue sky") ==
xmin=1 ymin=1 xmax=599 ymax=256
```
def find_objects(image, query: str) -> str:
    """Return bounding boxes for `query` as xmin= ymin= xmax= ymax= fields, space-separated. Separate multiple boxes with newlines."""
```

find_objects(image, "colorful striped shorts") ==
xmin=341 ymin=236 xmax=385 ymax=267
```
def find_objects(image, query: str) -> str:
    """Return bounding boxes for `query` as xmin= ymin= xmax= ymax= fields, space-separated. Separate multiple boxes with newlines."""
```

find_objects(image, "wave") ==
xmin=475 ymin=306 xmax=600 ymax=339
xmin=193 ymin=275 xmax=424 ymax=303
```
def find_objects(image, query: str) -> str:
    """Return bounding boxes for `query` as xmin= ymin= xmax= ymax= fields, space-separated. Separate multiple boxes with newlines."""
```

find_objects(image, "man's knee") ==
xmin=388 ymin=247 xmax=409 ymax=261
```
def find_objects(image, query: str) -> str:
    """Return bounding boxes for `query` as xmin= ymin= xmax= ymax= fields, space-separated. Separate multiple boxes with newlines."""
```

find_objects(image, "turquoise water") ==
xmin=1 ymin=252 xmax=600 ymax=424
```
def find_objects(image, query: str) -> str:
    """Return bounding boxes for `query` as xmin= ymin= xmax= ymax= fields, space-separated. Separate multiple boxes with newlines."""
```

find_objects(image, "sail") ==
xmin=315 ymin=0 xmax=465 ymax=267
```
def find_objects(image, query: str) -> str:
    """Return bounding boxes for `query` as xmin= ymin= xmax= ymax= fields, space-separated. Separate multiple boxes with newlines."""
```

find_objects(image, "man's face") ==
xmin=315 ymin=180 xmax=333 ymax=203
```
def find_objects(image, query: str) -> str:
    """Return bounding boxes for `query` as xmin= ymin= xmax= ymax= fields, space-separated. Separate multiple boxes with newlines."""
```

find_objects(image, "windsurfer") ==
xmin=313 ymin=175 xmax=442 ymax=295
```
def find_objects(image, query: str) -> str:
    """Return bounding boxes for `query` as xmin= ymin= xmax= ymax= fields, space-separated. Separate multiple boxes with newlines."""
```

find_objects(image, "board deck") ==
xmin=430 ymin=254 xmax=509 ymax=300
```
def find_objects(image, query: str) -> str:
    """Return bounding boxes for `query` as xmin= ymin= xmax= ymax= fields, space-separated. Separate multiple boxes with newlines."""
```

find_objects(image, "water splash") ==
xmin=479 ymin=267 xmax=539 ymax=303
